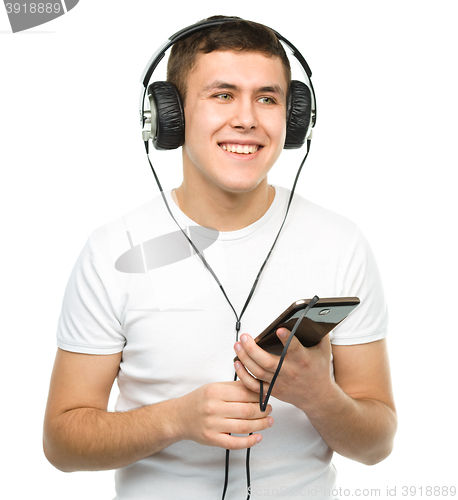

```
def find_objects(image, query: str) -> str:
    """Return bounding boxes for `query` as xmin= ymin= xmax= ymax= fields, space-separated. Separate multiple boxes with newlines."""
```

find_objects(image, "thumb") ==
xmin=276 ymin=327 xmax=304 ymax=355
xmin=277 ymin=328 xmax=330 ymax=356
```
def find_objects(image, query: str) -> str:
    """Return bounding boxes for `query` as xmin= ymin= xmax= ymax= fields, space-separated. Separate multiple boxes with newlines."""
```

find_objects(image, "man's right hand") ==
xmin=172 ymin=381 xmax=274 ymax=450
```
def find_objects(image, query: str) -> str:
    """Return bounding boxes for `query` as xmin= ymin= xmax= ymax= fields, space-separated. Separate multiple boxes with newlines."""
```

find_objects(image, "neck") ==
xmin=173 ymin=181 xmax=275 ymax=231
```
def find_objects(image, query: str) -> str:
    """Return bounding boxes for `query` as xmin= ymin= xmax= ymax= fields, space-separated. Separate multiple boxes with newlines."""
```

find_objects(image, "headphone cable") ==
xmin=144 ymin=139 xmax=311 ymax=500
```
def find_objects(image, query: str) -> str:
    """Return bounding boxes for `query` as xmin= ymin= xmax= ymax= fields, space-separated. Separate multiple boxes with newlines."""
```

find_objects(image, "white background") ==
xmin=1 ymin=1 xmax=457 ymax=498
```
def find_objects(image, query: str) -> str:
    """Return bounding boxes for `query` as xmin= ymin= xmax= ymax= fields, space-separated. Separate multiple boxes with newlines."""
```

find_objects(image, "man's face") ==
xmin=182 ymin=50 xmax=288 ymax=195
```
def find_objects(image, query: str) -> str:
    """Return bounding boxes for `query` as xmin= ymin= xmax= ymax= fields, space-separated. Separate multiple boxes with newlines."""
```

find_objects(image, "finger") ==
xmin=220 ymin=413 xmax=274 ymax=437
xmin=234 ymin=360 xmax=272 ymax=397
xmin=211 ymin=381 xmax=261 ymax=403
xmin=217 ymin=432 xmax=264 ymax=451
xmin=234 ymin=334 xmax=278 ymax=378
xmin=224 ymin=400 xmax=273 ymax=420
xmin=276 ymin=328 xmax=331 ymax=359
xmin=276 ymin=327 xmax=304 ymax=354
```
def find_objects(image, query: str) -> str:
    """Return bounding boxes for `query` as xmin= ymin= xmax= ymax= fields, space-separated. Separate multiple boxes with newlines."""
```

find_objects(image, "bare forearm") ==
xmin=303 ymin=383 xmax=397 ymax=465
xmin=43 ymin=399 xmax=180 ymax=472
xmin=44 ymin=381 xmax=272 ymax=472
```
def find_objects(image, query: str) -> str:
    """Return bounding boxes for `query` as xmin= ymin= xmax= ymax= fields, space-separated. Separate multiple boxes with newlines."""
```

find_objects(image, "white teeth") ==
xmin=220 ymin=144 xmax=259 ymax=154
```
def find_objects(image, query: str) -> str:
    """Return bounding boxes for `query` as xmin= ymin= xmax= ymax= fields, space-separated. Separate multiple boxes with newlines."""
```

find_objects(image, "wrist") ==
xmin=160 ymin=396 xmax=188 ymax=443
xmin=298 ymin=379 xmax=347 ymax=420
xmin=139 ymin=398 xmax=185 ymax=451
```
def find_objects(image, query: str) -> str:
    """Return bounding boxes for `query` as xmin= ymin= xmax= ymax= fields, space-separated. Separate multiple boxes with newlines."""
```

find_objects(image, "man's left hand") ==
xmin=234 ymin=329 xmax=335 ymax=412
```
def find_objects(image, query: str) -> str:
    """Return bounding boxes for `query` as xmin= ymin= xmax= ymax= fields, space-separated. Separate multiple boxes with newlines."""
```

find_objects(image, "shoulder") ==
xmin=276 ymin=187 xmax=362 ymax=246
xmin=295 ymin=193 xmax=357 ymax=229
xmin=87 ymin=194 xmax=170 ymax=253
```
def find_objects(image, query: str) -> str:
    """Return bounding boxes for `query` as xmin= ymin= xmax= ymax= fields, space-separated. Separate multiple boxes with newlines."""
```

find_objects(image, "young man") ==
xmin=43 ymin=17 xmax=396 ymax=499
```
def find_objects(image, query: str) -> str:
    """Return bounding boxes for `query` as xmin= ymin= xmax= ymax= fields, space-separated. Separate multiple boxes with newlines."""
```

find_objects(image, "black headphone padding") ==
xmin=148 ymin=82 xmax=185 ymax=150
xmin=284 ymin=80 xmax=312 ymax=150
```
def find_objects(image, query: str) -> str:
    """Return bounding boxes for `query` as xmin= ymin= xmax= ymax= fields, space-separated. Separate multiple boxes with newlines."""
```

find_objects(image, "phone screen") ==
xmin=255 ymin=299 xmax=360 ymax=355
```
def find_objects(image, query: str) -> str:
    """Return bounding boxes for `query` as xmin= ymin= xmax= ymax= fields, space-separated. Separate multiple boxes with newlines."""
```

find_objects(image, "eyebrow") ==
xmin=202 ymin=81 xmax=285 ymax=98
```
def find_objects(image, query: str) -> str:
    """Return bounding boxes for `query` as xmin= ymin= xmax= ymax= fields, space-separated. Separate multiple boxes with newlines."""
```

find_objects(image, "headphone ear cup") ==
xmin=284 ymin=80 xmax=312 ymax=149
xmin=148 ymin=81 xmax=185 ymax=150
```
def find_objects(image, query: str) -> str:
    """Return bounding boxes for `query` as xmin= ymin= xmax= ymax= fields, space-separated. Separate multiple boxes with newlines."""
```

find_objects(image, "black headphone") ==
xmin=139 ymin=17 xmax=316 ymax=151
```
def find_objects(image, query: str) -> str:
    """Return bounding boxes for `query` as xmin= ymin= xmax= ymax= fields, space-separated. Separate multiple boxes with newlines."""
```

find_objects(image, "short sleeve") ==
xmin=330 ymin=227 xmax=388 ymax=345
xmin=56 ymin=230 xmax=126 ymax=354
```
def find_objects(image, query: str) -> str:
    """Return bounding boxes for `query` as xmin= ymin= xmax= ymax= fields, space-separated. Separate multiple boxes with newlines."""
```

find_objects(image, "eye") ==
xmin=258 ymin=96 xmax=276 ymax=105
xmin=215 ymin=93 xmax=233 ymax=101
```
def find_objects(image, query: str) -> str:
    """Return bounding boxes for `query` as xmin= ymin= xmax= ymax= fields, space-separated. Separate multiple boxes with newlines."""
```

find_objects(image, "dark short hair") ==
xmin=167 ymin=15 xmax=292 ymax=105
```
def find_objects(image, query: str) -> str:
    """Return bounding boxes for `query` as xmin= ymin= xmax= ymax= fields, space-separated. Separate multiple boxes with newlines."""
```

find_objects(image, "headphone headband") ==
xmin=141 ymin=18 xmax=239 ymax=88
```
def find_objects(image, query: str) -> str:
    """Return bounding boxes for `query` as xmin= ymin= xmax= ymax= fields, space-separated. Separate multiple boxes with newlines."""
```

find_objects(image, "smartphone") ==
xmin=250 ymin=297 xmax=360 ymax=356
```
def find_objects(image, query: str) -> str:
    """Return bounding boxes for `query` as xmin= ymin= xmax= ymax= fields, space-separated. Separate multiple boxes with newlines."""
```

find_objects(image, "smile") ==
xmin=219 ymin=143 xmax=260 ymax=155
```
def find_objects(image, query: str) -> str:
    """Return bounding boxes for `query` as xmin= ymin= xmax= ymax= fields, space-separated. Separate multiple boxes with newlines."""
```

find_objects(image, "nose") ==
xmin=229 ymin=97 xmax=258 ymax=131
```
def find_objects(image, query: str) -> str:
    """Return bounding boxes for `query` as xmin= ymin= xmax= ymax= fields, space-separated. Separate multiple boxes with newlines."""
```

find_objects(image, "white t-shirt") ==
xmin=56 ymin=186 xmax=388 ymax=499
